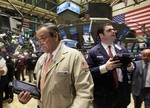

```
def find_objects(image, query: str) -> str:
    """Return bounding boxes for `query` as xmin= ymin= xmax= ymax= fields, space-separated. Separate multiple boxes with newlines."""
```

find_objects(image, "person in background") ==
xmin=17 ymin=53 xmax=26 ymax=81
xmin=17 ymin=23 xmax=94 ymax=108
xmin=0 ymin=54 xmax=8 ymax=108
xmin=2 ymin=53 xmax=14 ymax=103
xmin=0 ymin=47 xmax=14 ymax=103
xmin=131 ymin=49 xmax=150 ymax=108
xmin=86 ymin=23 xmax=135 ymax=108
xmin=26 ymin=53 xmax=38 ymax=83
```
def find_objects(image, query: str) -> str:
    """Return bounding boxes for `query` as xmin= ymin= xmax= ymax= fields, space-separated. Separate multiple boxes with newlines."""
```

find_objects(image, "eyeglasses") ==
xmin=36 ymin=36 xmax=49 ymax=43
xmin=106 ymin=28 xmax=117 ymax=32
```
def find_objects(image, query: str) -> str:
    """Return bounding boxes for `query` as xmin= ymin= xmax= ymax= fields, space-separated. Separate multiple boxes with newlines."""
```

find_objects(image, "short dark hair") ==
xmin=38 ymin=23 xmax=61 ymax=41
xmin=97 ymin=23 xmax=113 ymax=36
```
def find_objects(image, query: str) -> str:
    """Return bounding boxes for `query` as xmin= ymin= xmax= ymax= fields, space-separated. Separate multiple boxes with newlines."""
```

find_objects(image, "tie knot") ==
xmin=108 ymin=46 xmax=111 ymax=49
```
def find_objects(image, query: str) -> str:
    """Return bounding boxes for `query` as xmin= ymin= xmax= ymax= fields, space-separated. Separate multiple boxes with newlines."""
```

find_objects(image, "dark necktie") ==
xmin=108 ymin=46 xmax=119 ymax=88
xmin=143 ymin=62 xmax=148 ymax=88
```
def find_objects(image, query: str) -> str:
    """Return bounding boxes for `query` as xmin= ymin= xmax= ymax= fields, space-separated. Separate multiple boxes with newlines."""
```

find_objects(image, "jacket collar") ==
xmin=97 ymin=43 xmax=122 ymax=58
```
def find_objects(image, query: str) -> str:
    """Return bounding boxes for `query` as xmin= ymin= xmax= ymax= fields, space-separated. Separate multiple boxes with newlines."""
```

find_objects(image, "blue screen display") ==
xmin=64 ymin=41 xmax=76 ymax=48
xmin=24 ymin=33 xmax=30 ymax=38
xmin=68 ymin=27 xmax=78 ymax=40
xmin=82 ymin=25 xmax=90 ymax=34
xmin=121 ymin=27 xmax=129 ymax=36
xmin=59 ymin=29 xmax=67 ymax=39
xmin=119 ymin=27 xmax=130 ymax=41
xmin=18 ymin=37 xmax=24 ymax=44
xmin=57 ymin=1 xmax=80 ymax=14
xmin=133 ymin=44 xmax=140 ymax=53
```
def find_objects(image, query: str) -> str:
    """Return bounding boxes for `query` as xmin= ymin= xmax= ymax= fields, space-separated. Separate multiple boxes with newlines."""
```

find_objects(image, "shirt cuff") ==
xmin=99 ymin=64 xmax=108 ymax=74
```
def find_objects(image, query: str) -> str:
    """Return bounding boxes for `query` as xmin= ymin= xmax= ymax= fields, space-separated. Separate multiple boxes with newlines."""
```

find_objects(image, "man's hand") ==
xmin=105 ymin=58 xmax=122 ymax=71
xmin=18 ymin=91 xmax=32 ymax=104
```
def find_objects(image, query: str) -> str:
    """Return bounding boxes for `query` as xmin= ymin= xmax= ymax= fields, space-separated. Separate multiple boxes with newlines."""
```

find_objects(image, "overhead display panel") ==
xmin=57 ymin=1 xmax=80 ymax=14
xmin=9 ymin=17 xmax=22 ymax=34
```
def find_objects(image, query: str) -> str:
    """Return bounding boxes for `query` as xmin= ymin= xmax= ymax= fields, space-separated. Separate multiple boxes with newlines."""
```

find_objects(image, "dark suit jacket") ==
xmin=86 ymin=43 xmax=131 ymax=107
xmin=131 ymin=60 xmax=144 ymax=96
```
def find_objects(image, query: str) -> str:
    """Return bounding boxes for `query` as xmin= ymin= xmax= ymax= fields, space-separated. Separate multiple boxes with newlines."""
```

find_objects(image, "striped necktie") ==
xmin=108 ymin=46 xmax=119 ymax=88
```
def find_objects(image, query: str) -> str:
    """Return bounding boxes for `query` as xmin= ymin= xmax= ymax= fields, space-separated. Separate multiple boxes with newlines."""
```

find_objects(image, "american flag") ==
xmin=113 ymin=5 xmax=150 ymax=36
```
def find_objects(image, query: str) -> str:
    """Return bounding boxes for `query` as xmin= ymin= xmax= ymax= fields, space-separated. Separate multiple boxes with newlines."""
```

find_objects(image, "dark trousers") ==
xmin=3 ymin=84 xmax=14 ymax=99
xmin=132 ymin=94 xmax=143 ymax=108
xmin=133 ymin=95 xmax=143 ymax=108
xmin=110 ymin=88 xmax=127 ymax=108
xmin=141 ymin=88 xmax=150 ymax=108
xmin=133 ymin=88 xmax=150 ymax=108
xmin=93 ymin=83 xmax=128 ymax=108
xmin=0 ymin=80 xmax=3 ymax=108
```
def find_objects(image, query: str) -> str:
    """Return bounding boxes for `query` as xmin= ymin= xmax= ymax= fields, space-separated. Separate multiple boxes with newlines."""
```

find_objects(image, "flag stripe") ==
xmin=125 ymin=5 xmax=150 ymax=15
xmin=125 ymin=11 xmax=150 ymax=21
xmin=113 ymin=5 xmax=150 ymax=36
xmin=125 ymin=5 xmax=150 ymax=16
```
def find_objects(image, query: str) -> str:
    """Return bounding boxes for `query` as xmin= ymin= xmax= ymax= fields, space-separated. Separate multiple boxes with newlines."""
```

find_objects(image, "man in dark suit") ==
xmin=86 ymin=23 xmax=135 ymax=108
xmin=131 ymin=49 xmax=150 ymax=108
xmin=0 ymin=55 xmax=8 ymax=108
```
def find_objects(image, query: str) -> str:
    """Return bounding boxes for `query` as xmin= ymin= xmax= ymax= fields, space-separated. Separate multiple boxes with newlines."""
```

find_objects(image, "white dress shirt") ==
xmin=99 ymin=42 xmax=134 ymax=82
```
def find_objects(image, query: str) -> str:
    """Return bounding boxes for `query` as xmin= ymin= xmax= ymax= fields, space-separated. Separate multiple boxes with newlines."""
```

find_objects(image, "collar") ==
xmin=46 ymin=42 xmax=61 ymax=62
xmin=101 ymin=42 xmax=115 ymax=50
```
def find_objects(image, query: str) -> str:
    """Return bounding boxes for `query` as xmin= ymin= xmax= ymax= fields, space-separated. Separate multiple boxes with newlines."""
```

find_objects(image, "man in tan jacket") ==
xmin=18 ymin=23 xmax=94 ymax=108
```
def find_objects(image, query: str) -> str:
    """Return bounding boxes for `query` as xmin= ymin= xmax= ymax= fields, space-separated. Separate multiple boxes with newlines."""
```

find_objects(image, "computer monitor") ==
xmin=126 ymin=43 xmax=133 ymax=53
xmin=118 ymin=27 xmax=130 ymax=41
xmin=18 ymin=36 xmax=24 ymax=45
xmin=82 ymin=24 xmax=90 ymax=34
xmin=56 ymin=1 xmax=80 ymax=14
xmin=24 ymin=33 xmax=30 ymax=39
xmin=59 ymin=29 xmax=67 ymax=39
xmin=83 ymin=33 xmax=94 ymax=45
xmin=68 ymin=26 xmax=79 ymax=41
xmin=64 ymin=41 xmax=77 ymax=48
xmin=62 ymin=39 xmax=78 ymax=48
xmin=9 ymin=17 xmax=21 ymax=34
xmin=132 ymin=43 xmax=140 ymax=53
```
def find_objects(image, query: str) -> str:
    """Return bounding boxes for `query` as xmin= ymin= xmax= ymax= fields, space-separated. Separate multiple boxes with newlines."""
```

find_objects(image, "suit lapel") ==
xmin=98 ymin=43 xmax=109 ymax=59
xmin=46 ymin=43 xmax=66 ymax=78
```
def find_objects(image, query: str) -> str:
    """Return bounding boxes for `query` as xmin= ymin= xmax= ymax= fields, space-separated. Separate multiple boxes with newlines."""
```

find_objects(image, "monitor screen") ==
xmin=127 ymin=43 xmax=133 ymax=52
xmin=63 ymin=41 xmax=77 ymax=48
xmin=82 ymin=24 xmax=90 ymax=34
xmin=18 ymin=37 xmax=24 ymax=45
xmin=118 ymin=27 xmax=130 ymax=41
xmin=133 ymin=43 xmax=140 ymax=53
xmin=9 ymin=17 xmax=21 ymax=34
xmin=24 ymin=33 xmax=30 ymax=38
xmin=121 ymin=27 xmax=129 ymax=36
xmin=68 ymin=26 xmax=79 ymax=40
xmin=83 ymin=33 xmax=94 ymax=45
xmin=59 ymin=29 xmax=67 ymax=39
xmin=56 ymin=1 xmax=80 ymax=14
xmin=67 ymin=2 xmax=80 ymax=14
